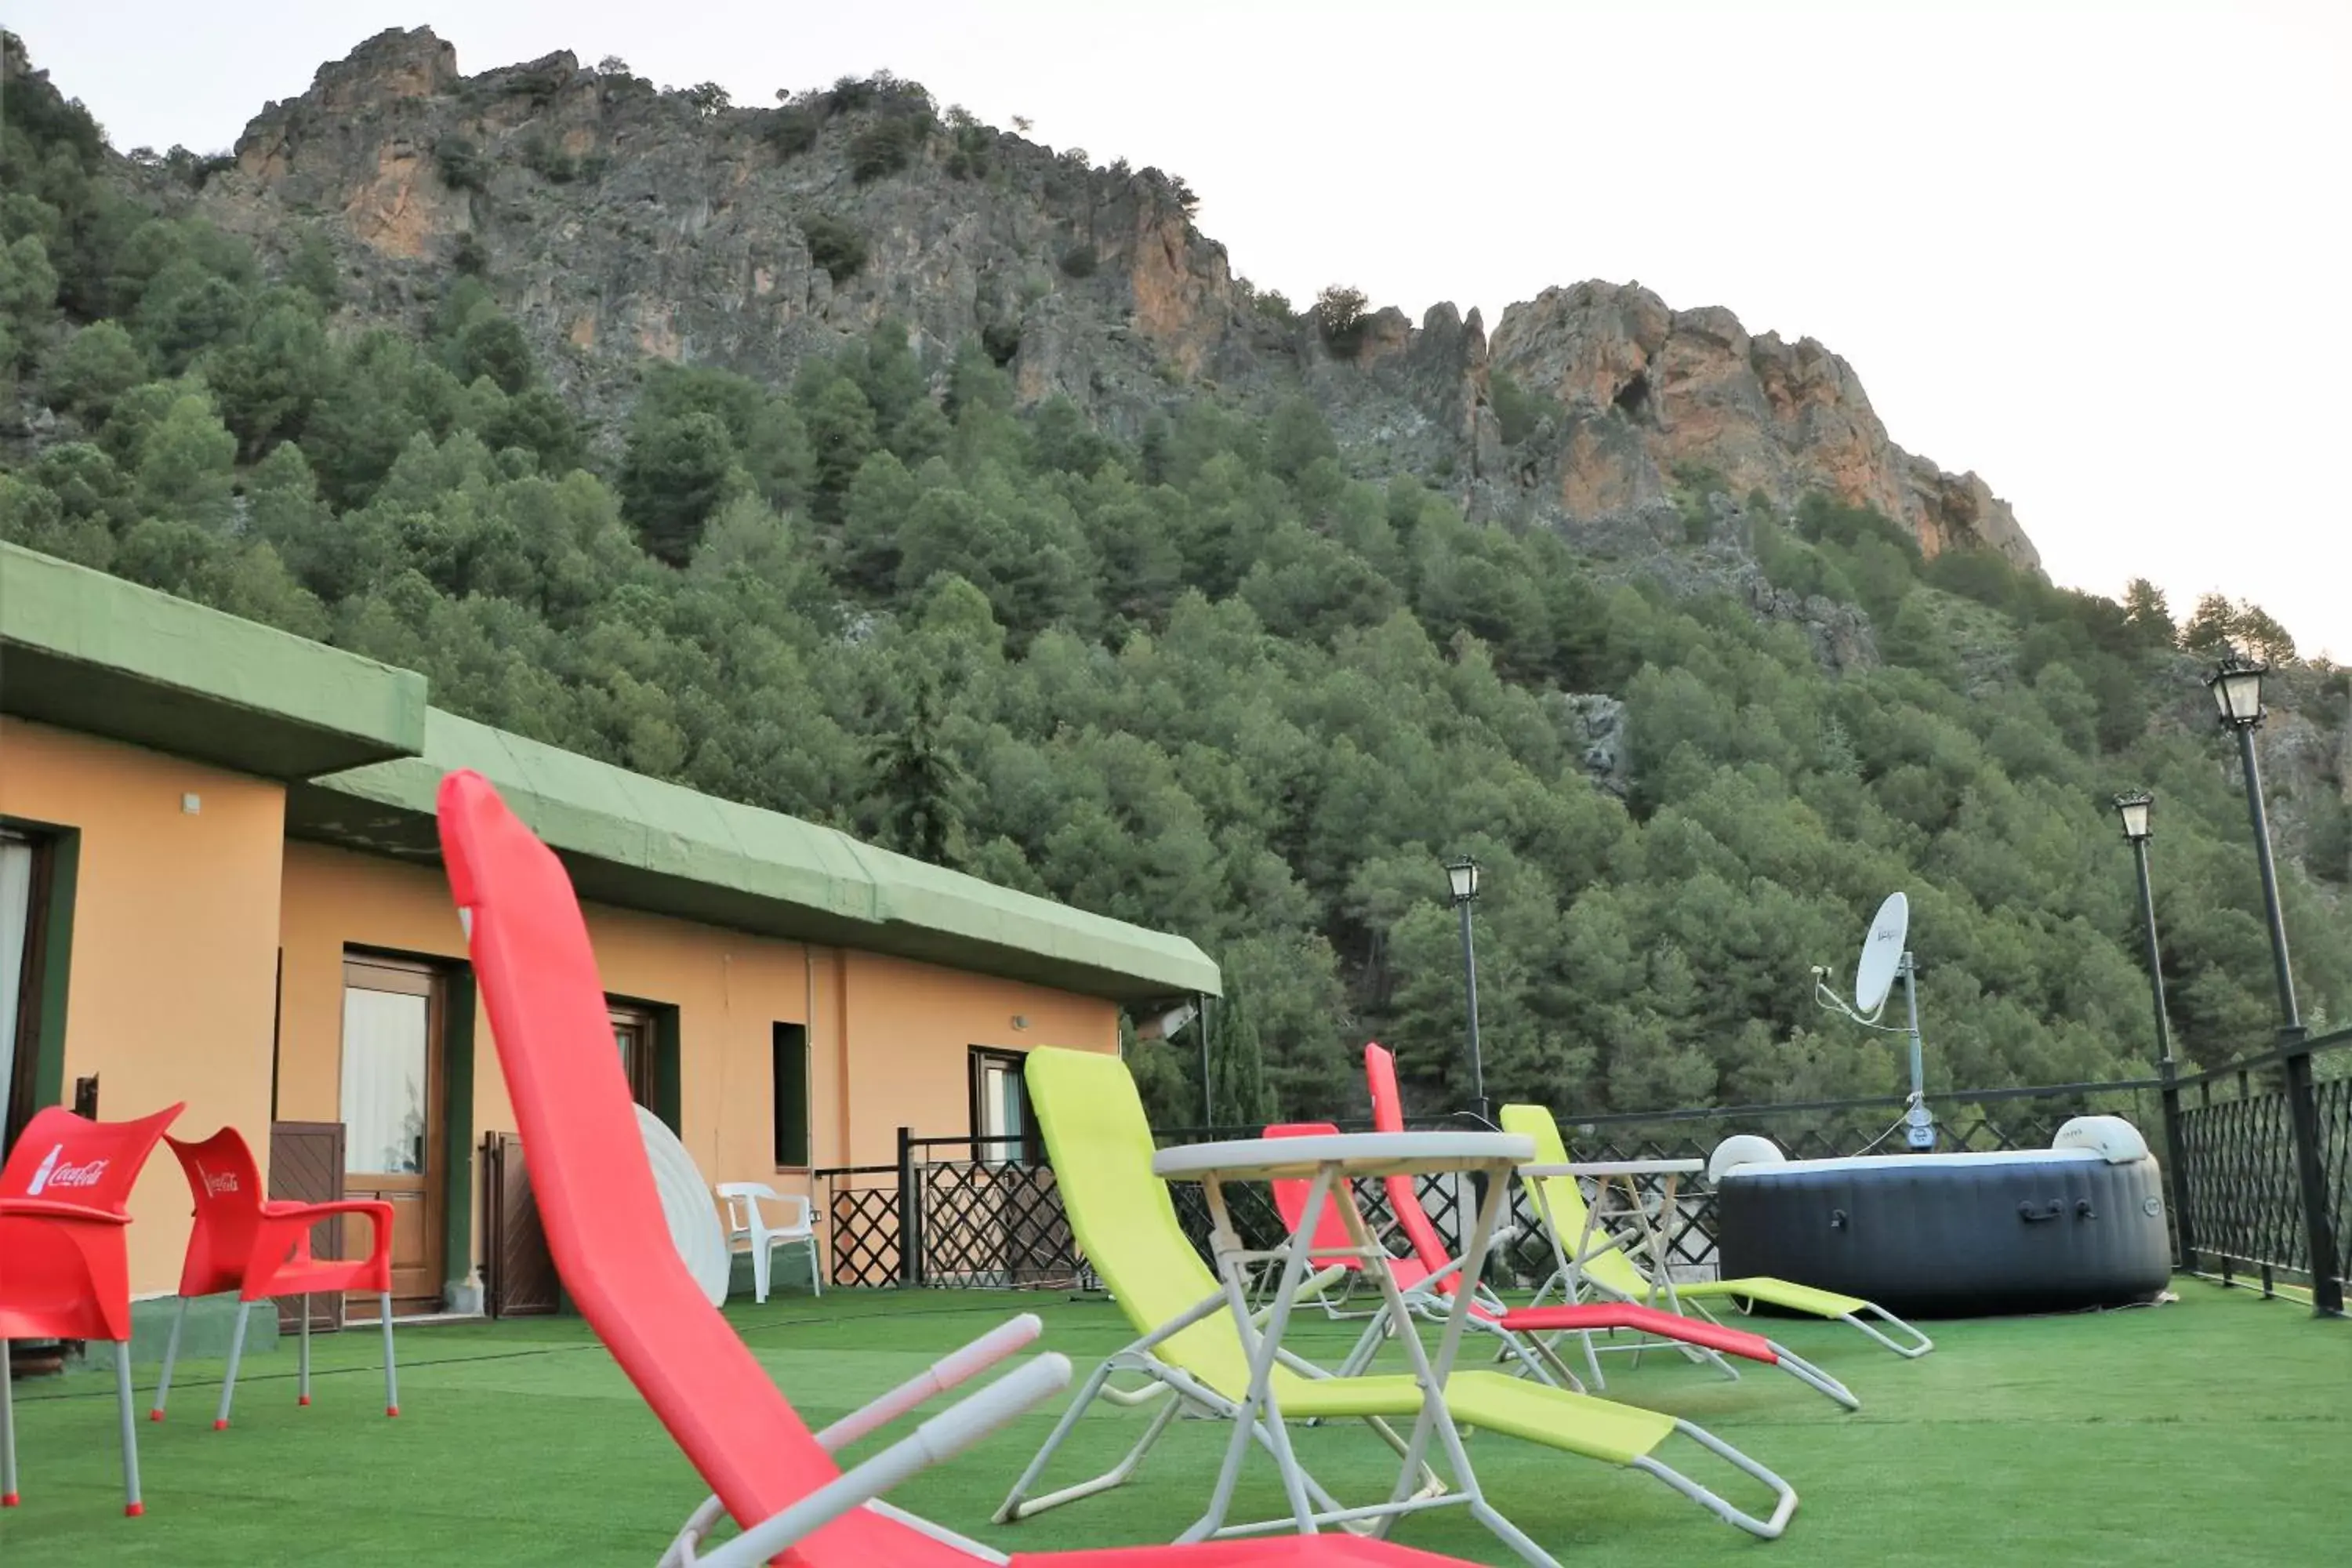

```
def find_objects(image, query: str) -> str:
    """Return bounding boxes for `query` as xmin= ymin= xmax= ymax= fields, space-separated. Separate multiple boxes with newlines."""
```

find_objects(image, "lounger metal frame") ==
xmin=1520 ymin=1160 xmax=1934 ymax=1362
xmin=998 ymin=1165 xmax=1798 ymax=1565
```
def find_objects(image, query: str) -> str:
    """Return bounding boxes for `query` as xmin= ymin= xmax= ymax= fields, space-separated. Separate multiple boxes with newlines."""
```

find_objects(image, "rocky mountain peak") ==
xmin=1486 ymin=282 xmax=2039 ymax=570
xmin=183 ymin=28 xmax=2038 ymax=571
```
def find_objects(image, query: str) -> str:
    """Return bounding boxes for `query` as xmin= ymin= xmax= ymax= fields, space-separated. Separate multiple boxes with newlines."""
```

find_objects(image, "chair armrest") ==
xmin=0 ymin=1196 xmax=131 ymax=1225
xmin=251 ymin=1200 xmax=396 ymax=1271
xmin=262 ymin=1199 xmax=399 ymax=1223
xmin=815 ymin=1312 xmax=1042 ymax=1452
xmin=696 ymin=1355 xmax=1073 ymax=1568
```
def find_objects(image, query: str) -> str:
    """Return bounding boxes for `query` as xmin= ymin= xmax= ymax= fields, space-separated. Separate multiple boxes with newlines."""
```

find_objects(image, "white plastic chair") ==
xmin=716 ymin=1183 xmax=822 ymax=1301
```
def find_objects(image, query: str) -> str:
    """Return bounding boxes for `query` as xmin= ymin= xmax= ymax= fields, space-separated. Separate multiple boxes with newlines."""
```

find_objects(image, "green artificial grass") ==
xmin=2 ymin=1279 xmax=2344 ymax=1566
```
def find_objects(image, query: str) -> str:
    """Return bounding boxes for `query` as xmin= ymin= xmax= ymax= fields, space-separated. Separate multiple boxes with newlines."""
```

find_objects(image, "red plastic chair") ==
xmin=1356 ymin=1044 xmax=1855 ymax=1406
xmin=435 ymin=766 xmax=1472 ymax=1567
xmin=148 ymin=1127 xmax=399 ymax=1428
xmin=0 ymin=1100 xmax=184 ymax=1516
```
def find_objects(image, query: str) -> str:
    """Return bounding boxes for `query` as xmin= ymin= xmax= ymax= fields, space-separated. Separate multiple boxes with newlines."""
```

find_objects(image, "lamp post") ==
xmin=2111 ymin=793 xmax=2173 ymax=1067
xmin=2207 ymin=653 xmax=2341 ymax=1315
xmin=1443 ymin=855 xmax=1489 ymax=1126
xmin=2208 ymin=655 xmax=2301 ymax=1035
xmin=2114 ymin=790 xmax=2192 ymax=1261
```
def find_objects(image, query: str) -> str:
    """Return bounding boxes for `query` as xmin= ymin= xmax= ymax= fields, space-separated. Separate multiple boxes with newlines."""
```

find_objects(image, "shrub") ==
xmin=151 ymin=144 xmax=237 ymax=190
xmin=800 ymin=213 xmax=867 ymax=283
xmin=981 ymin=318 xmax=1022 ymax=366
xmin=848 ymin=117 xmax=927 ymax=183
xmin=1795 ymin=492 xmax=1918 ymax=560
xmin=1314 ymin=285 xmax=1369 ymax=358
xmin=943 ymin=107 xmax=990 ymax=180
xmin=1058 ymin=244 xmax=1097 ymax=279
xmin=435 ymin=136 xmax=488 ymax=192
xmin=1489 ymin=368 xmax=1545 ymax=445
xmin=1671 ymin=460 xmax=1729 ymax=542
xmin=520 ymin=132 xmax=578 ymax=183
xmin=765 ymin=107 xmax=820 ymax=158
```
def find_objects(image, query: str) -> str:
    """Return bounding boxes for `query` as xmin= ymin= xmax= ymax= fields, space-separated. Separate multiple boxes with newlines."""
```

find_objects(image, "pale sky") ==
xmin=11 ymin=1 xmax=2349 ymax=657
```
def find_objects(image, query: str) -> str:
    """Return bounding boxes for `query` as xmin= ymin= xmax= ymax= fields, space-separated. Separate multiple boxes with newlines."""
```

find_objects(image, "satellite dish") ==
xmin=635 ymin=1104 xmax=733 ymax=1308
xmin=1853 ymin=892 xmax=1910 ymax=1015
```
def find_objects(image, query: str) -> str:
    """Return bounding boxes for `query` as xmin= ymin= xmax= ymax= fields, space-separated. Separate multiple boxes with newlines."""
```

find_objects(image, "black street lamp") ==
xmin=2208 ymin=654 xmax=2302 ymax=1036
xmin=2113 ymin=790 xmax=2192 ymax=1258
xmin=2111 ymin=793 xmax=2173 ymax=1068
xmin=1443 ymin=855 xmax=1490 ymax=1127
xmin=2206 ymin=652 xmax=2341 ymax=1315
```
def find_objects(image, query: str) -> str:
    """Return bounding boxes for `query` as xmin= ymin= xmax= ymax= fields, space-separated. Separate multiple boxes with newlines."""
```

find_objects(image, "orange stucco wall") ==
xmin=0 ymin=717 xmax=285 ymax=1294
xmin=2 ymin=705 xmax=1131 ymax=1304
xmin=278 ymin=840 xmax=838 ymax=1292
xmin=275 ymin=844 xmax=1121 ymax=1301
xmin=837 ymin=950 xmax=1120 ymax=1168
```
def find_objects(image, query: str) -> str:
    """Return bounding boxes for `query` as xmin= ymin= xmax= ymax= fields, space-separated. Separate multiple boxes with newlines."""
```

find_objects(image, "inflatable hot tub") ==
xmin=1711 ymin=1116 xmax=2172 ymax=1317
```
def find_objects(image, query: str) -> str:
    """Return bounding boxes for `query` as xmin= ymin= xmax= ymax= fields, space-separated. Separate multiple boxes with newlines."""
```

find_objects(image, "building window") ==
xmin=610 ymin=1002 xmax=658 ymax=1109
xmin=969 ymin=1047 xmax=1040 ymax=1165
xmin=772 ymin=1022 xmax=809 ymax=1168
xmin=2 ymin=829 xmax=44 ymax=1155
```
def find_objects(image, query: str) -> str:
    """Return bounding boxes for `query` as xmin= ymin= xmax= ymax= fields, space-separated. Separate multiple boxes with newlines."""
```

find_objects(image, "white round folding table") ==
xmin=1151 ymin=1128 xmax=1536 ymax=1543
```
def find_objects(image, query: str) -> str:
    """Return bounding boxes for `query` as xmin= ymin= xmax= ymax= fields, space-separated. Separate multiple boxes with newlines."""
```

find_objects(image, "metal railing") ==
xmin=808 ymin=1041 xmax=2351 ymax=1313
xmin=2172 ymin=1027 xmax=2352 ymax=1308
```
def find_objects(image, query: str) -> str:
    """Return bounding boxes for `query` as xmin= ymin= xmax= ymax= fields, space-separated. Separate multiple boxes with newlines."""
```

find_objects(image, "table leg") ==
xmin=1573 ymin=1188 xmax=1607 ymax=1304
xmin=1185 ymin=1167 xmax=1328 ymax=1542
xmin=1365 ymin=1163 xmax=1512 ymax=1517
xmin=1648 ymin=1174 xmax=1686 ymax=1317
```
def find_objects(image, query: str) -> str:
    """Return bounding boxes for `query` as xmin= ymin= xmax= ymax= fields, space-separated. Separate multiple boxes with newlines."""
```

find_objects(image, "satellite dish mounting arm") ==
xmin=1810 ymin=892 xmax=1935 ymax=1152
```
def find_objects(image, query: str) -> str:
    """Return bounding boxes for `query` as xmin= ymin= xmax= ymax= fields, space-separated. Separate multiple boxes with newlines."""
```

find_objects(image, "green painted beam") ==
xmin=0 ymin=544 xmax=426 ymax=778
xmin=303 ymin=710 xmax=1221 ymax=1003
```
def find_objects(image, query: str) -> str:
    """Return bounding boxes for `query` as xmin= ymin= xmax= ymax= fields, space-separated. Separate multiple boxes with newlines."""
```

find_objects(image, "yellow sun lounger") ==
xmin=995 ymin=1050 xmax=1800 ymax=1566
xmin=1498 ymin=1104 xmax=1933 ymax=1359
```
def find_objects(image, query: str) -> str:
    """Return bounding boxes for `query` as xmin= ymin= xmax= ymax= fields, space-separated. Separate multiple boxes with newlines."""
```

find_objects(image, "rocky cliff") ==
xmin=1485 ymin=284 xmax=2039 ymax=570
xmin=180 ymin=27 xmax=2038 ymax=569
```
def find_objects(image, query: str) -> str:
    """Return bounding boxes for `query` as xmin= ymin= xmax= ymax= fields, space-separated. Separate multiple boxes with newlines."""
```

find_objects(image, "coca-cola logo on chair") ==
xmin=202 ymin=1168 xmax=241 ymax=1196
xmin=24 ymin=1144 xmax=111 ymax=1195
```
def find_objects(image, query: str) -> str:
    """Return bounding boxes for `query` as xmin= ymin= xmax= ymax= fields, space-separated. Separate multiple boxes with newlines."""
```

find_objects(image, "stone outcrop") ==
xmin=183 ymin=28 xmax=2042 ymax=572
xmin=1486 ymin=282 xmax=2039 ymax=569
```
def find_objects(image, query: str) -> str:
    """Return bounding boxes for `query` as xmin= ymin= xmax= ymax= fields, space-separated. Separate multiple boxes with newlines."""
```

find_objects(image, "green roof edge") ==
xmin=0 ymin=542 xmax=427 ymax=772
xmin=320 ymin=710 xmax=1223 ymax=1001
xmin=2 ymin=544 xmax=1218 ymax=1003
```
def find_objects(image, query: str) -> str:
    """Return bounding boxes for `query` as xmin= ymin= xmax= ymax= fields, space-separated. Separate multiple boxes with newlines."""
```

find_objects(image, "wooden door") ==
xmin=339 ymin=956 xmax=445 ymax=1318
xmin=268 ymin=1121 xmax=346 ymax=1334
xmin=481 ymin=1131 xmax=559 ymax=1317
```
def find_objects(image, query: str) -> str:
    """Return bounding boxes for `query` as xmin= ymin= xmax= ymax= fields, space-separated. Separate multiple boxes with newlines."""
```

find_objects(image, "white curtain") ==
xmin=341 ymin=986 xmax=428 ymax=1174
xmin=0 ymin=838 xmax=33 ymax=1124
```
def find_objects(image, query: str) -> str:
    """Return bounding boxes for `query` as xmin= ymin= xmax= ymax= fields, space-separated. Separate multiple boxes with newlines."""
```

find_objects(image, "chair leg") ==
xmin=215 ymin=1300 xmax=254 ymax=1429
xmin=807 ymin=1236 xmax=822 ymax=1297
xmin=299 ymin=1294 xmax=312 ymax=1406
xmin=752 ymin=1239 xmax=771 ymax=1304
xmin=114 ymin=1340 xmax=144 ymax=1517
xmin=381 ymin=1294 xmax=400 ymax=1417
xmin=2 ymin=1336 xmax=17 ymax=1507
xmin=150 ymin=1296 xmax=191 ymax=1421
